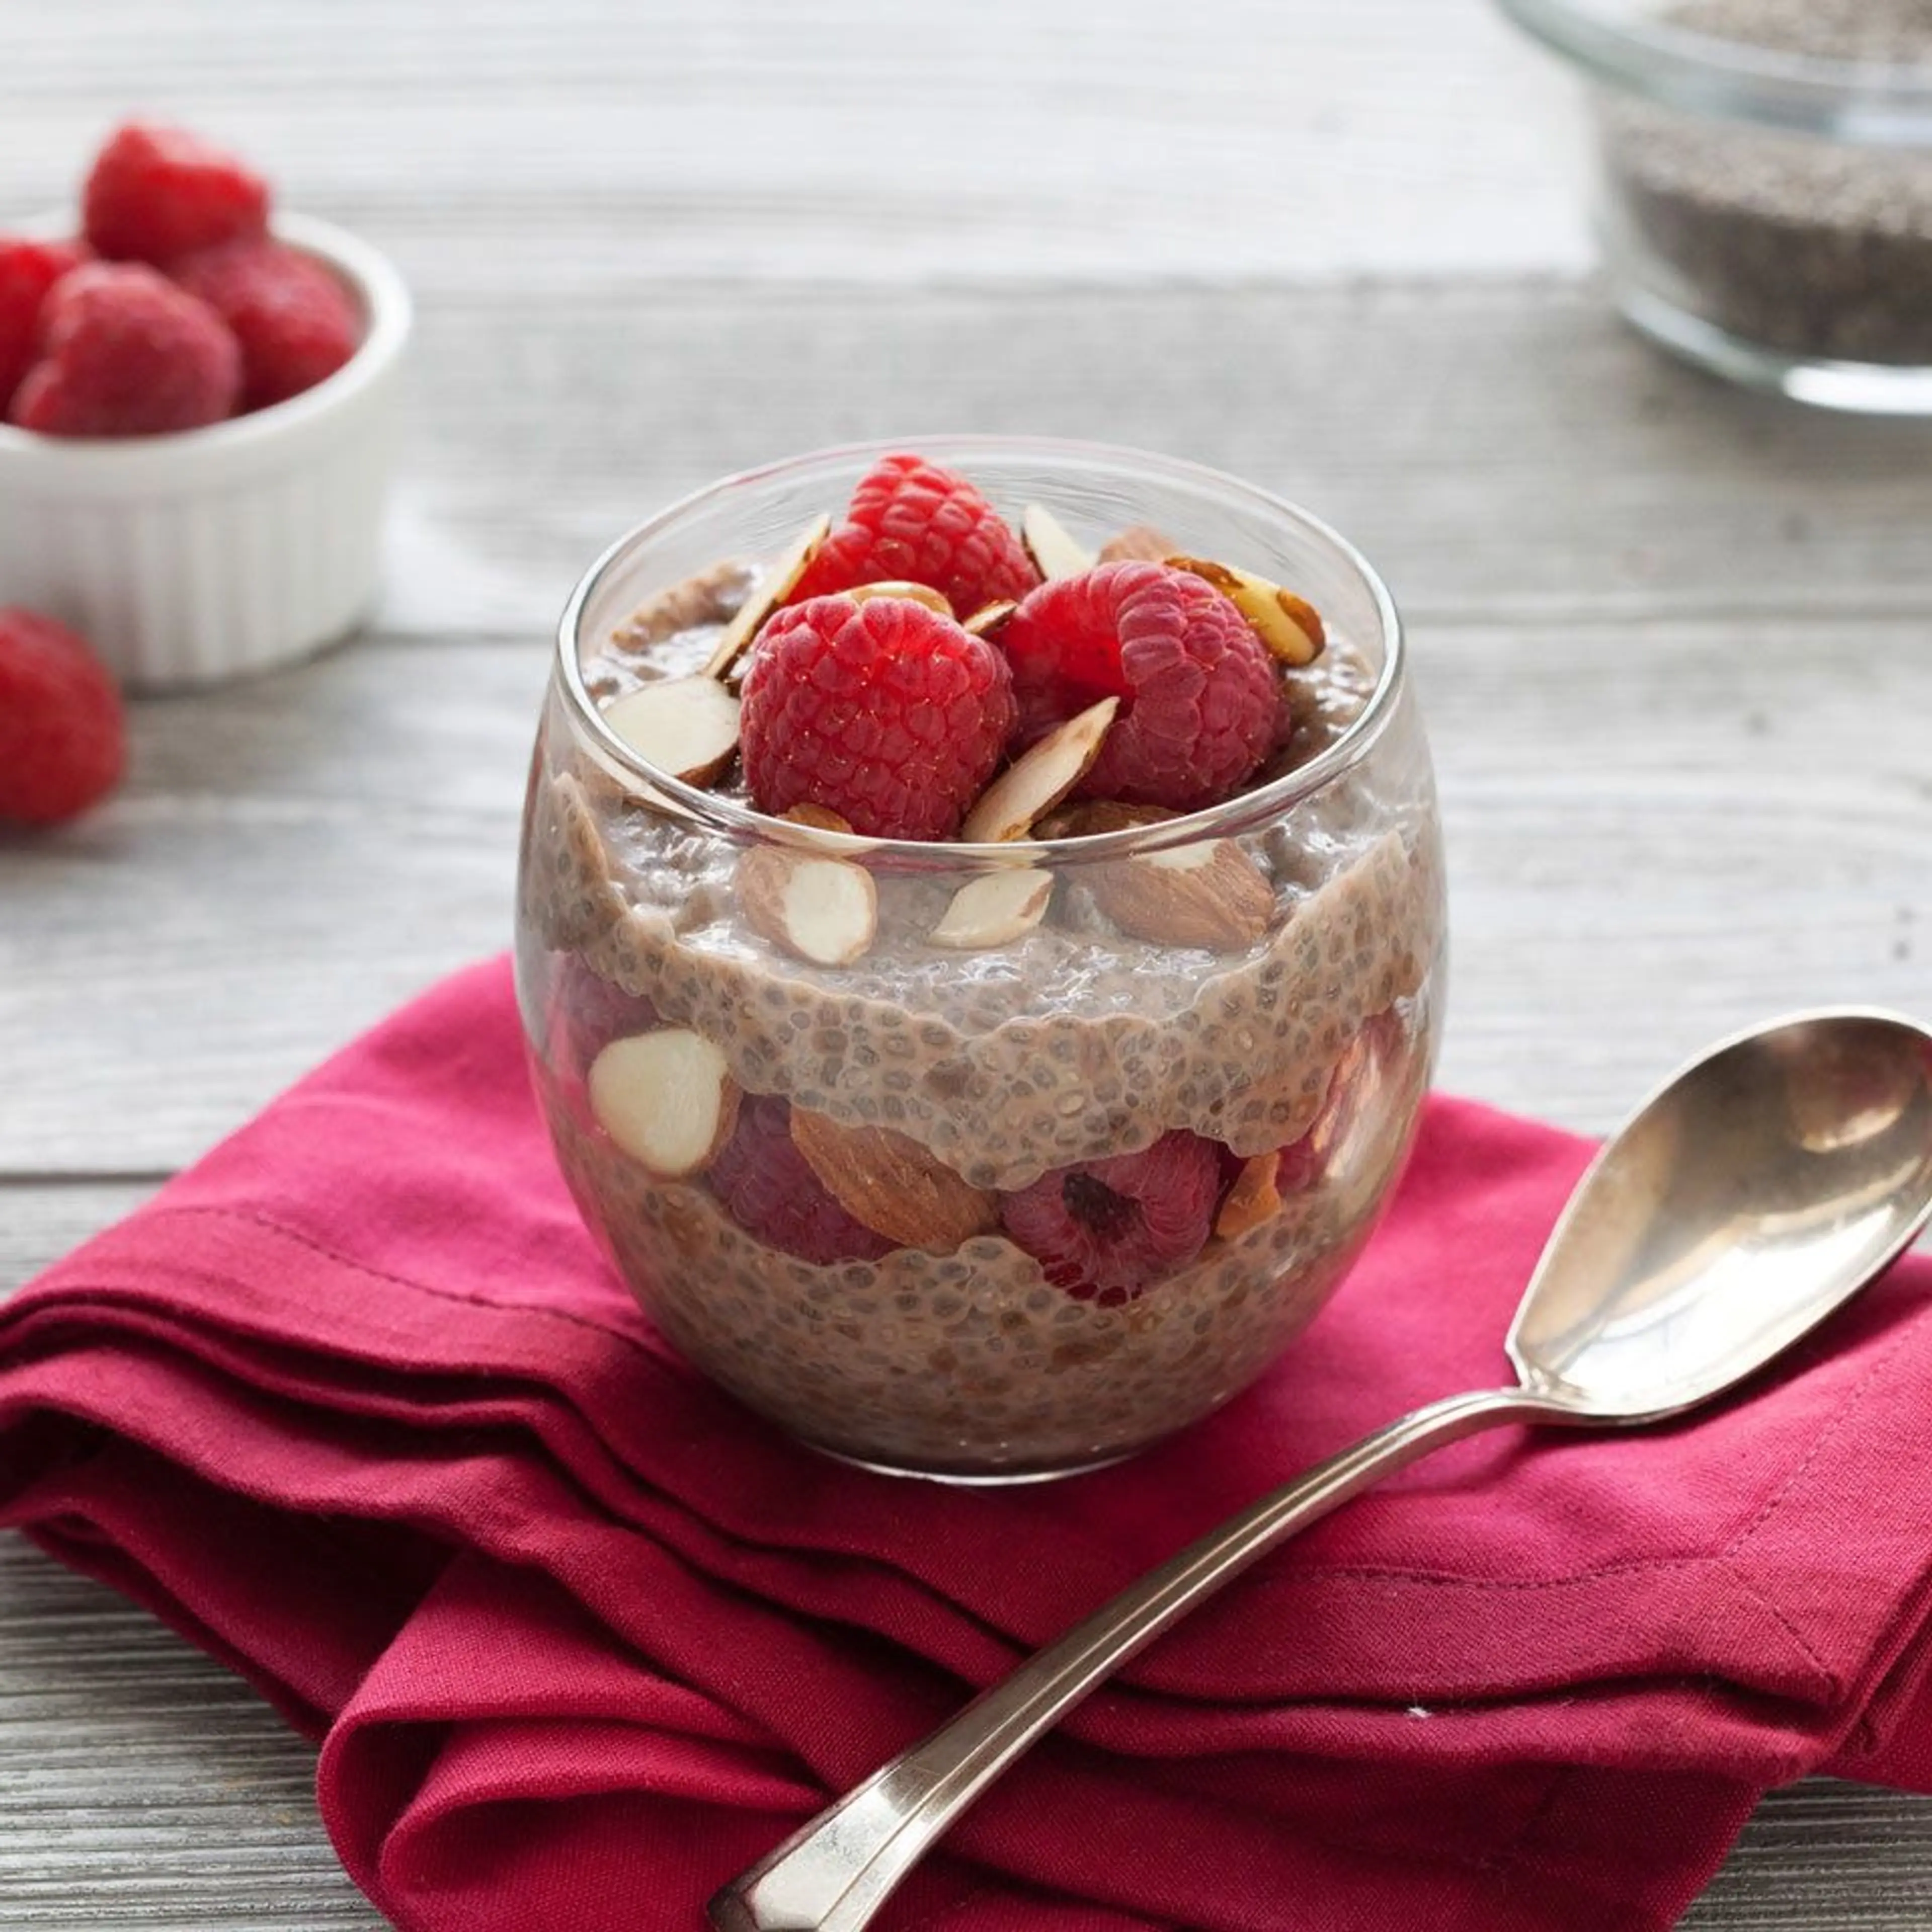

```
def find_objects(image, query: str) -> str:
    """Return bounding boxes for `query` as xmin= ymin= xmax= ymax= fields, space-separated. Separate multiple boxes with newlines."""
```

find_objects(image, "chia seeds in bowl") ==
xmin=1499 ymin=0 xmax=1932 ymax=411
xmin=515 ymin=439 xmax=1447 ymax=1482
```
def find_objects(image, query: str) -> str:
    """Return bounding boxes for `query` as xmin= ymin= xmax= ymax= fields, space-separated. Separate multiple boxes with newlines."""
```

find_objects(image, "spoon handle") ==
xmin=708 ymin=1384 xmax=1554 ymax=1932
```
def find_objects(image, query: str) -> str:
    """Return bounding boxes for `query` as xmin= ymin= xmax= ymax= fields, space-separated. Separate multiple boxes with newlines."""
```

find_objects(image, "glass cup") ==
xmin=515 ymin=438 xmax=1447 ymax=1481
xmin=1499 ymin=0 xmax=1932 ymax=413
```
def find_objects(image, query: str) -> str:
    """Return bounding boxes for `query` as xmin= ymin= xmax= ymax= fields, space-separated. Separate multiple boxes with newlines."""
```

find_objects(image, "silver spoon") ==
xmin=710 ymin=1007 xmax=1932 ymax=1932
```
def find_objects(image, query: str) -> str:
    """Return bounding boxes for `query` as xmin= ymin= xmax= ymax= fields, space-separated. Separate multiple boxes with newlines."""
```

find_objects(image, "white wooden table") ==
xmin=4 ymin=3 xmax=1931 ymax=1924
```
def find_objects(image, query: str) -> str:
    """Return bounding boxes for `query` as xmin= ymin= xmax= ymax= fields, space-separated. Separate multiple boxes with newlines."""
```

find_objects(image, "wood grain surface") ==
xmin=4 ymin=1 xmax=1931 ymax=1926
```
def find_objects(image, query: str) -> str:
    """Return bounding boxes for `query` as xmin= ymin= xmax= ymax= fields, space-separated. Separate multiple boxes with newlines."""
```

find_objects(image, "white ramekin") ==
xmin=0 ymin=212 xmax=412 ymax=689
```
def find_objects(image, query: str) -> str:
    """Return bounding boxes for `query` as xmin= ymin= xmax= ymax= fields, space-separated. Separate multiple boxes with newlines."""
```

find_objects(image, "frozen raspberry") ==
xmin=0 ymin=609 xmax=126 ymax=827
xmin=739 ymin=594 xmax=1017 ymax=840
xmin=83 ymin=121 xmax=270 ymax=265
xmin=710 ymin=1093 xmax=893 ymax=1266
xmin=998 ymin=562 xmax=1277 ymax=811
xmin=8 ymin=263 xmax=241 ymax=438
xmin=0 ymin=238 xmax=87 ymax=413
xmin=1001 ymin=1130 xmax=1222 ymax=1305
xmin=788 ymin=453 xmax=1040 ymax=618
xmin=171 ymin=237 xmax=360 ymax=409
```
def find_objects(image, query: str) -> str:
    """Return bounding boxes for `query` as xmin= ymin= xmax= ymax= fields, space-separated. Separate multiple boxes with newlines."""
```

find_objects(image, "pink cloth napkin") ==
xmin=4 ymin=956 xmax=1931 ymax=1931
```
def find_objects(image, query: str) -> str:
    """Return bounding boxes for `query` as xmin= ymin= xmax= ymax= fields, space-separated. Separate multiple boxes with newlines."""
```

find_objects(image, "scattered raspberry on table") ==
xmin=788 ymin=452 xmax=1041 ymax=618
xmin=7 ymin=262 xmax=241 ymax=437
xmin=0 ymin=608 xmax=126 ymax=826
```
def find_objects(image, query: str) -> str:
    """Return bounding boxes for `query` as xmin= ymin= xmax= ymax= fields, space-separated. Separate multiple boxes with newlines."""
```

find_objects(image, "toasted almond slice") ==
xmin=1089 ymin=837 xmax=1275 ymax=951
xmin=846 ymin=579 xmax=953 ymax=617
xmin=1166 ymin=554 xmax=1325 ymax=666
xmin=1034 ymin=798 xmax=1175 ymax=840
xmin=702 ymin=513 xmax=833 ymax=681
xmin=1021 ymin=503 xmax=1095 ymax=581
xmin=959 ymin=697 xmax=1118 ymax=844
xmin=780 ymin=801 xmax=854 ymax=834
xmin=1216 ymin=1153 xmax=1284 ymax=1239
xmin=928 ymin=868 xmax=1054 ymax=948
xmin=790 ymin=1109 xmax=998 ymax=1251
xmin=736 ymin=843 xmax=877 ymax=967
xmin=602 ymin=675 xmax=742 ymax=786
xmin=1097 ymin=523 xmax=1180 ymax=565
xmin=589 ymin=1029 xmax=740 ymax=1178
xmin=962 ymin=598 xmax=1018 ymax=639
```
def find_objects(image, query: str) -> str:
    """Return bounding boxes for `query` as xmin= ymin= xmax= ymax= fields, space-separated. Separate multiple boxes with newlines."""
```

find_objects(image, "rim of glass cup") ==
xmin=1498 ymin=0 xmax=1932 ymax=144
xmin=554 ymin=435 xmax=1406 ymax=870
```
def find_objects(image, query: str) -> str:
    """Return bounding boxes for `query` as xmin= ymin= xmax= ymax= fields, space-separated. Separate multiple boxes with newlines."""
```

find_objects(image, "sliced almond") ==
xmin=959 ymin=697 xmax=1118 ymax=844
xmin=780 ymin=801 xmax=854 ymax=834
xmin=602 ymin=675 xmax=742 ymax=786
xmin=1097 ymin=523 xmax=1180 ymax=565
xmin=928 ymin=868 xmax=1054 ymax=949
xmin=790 ymin=1109 xmax=998 ymax=1251
xmin=1020 ymin=503 xmax=1095 ymax=581
xmin=1215 ymin=1153 xmax=1283 ymax=1239
xmin=1088 ymin=837 xmax=1275 ymax=951
xmin=1034 ymin=798 xmax=1175 ymax=841
xmin=846 ymin=579 xmax=953 ymax=617
xmin=962 ymin=599 xmax=1018 ymax=639
xmin=736 ymin=842 xmax=877 ymax=967
xmin=702 ymin=513 xmax=833 ymax=681
xmin=588 ymin=1029 xmax=740 ymax=1178
xmin=1166 ymin=555 xmax=1325 ymax=666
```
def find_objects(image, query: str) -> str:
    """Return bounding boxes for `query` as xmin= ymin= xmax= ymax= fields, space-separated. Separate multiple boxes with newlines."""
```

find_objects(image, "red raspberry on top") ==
xmin=1000 ymin=1130 xmax=1222 ymax=1305
xmin=0 ymin=609 xmax=126 ymax=827
xmin=710 ymin=1092 xmax=893 ymax=1266
xmin=83 ymin=121 xmax=270 ymax=265
xmin=998 ymin=561 xmax=1277 ymax=811
xmin=788 ymin=452 xmax=1040 ymax=619
xmin=0 ymin=238 xmax=87 ymax=413
xmin=740 ymin=594 xmax=1018 ymax=840
xmin=172 ymin=237 xmax=361 ymax=410
xmin=8 ymin=263 xmax=241 ymax=438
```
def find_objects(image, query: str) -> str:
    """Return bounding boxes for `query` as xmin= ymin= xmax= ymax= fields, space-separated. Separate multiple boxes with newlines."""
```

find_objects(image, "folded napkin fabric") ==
xmin=4 ymin=956 xmax=1931 ymax=1932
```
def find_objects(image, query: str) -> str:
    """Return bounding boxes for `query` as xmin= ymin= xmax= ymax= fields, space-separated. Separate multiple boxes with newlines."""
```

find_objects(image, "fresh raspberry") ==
xmin=82 ymin=121 xmax=270 ymax=265
xmin=739 ymin=594 xmax=1017 ymax=840
xmin=170 ymin=237 xmax=360 ymax=409
xmin=1000 ymin=1130 xmax=1222 ymax=1305
xmin=551 ymin=956 xmax=660 ymax=1076
xmin=710 ymin=1092 xmax=893 ymax=1266
xmin=0 ymin=609 xmax=126 ymax=827
xmin=8 ymin=263 xmax=242 ymax=437
xmin=0 ymin=238 xmax=87 ymax=413
xmin=998 ymin=562 xmax=1277 ymax=811
xmin=788 ymin=453 xmax=1040 ymax=618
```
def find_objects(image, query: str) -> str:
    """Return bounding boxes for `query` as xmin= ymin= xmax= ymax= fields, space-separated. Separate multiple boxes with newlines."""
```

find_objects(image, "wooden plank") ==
xmin=0 ymin=0 xmax=1584 ymax=287
xmin=2 ymin=613 xmax=1925 ymax=1174
xmin=375 ymin=283 xmax=1932 ymax=641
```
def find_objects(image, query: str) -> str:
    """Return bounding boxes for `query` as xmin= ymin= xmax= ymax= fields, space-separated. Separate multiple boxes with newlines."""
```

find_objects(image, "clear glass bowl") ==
xmin=514 ymin=438 xmax=1447 ymax=1481
xmin=1499 ymin=0 xmax=1932 ymax=412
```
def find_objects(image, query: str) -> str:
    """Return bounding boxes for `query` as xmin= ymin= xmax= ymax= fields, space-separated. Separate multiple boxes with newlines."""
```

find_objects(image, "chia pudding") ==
xmin=514 ymin=442 xmax=1446 ymax=1479
xmin=1596 ymin=1 xmax=1932 ymax=369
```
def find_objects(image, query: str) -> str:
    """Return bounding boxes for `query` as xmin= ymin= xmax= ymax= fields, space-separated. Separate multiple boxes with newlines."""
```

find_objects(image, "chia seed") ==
xmin=1600 ymin=0 xmax=1932 ymax=366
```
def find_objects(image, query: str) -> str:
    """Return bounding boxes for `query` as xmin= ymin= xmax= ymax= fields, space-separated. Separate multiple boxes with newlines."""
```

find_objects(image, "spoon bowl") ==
xmin=1510 ymin=1009 xmax=1932 ymax=1417
xmin=712 ymin=1008 xmax=1932 ymax=1932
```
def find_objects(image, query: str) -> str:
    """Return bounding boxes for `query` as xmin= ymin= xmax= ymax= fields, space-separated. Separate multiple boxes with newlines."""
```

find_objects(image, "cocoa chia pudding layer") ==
xmin=514 ymin=445 xmax=1446 ymax=1478
xmin=1600 ymin=1 xmax=1932 ymax=366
